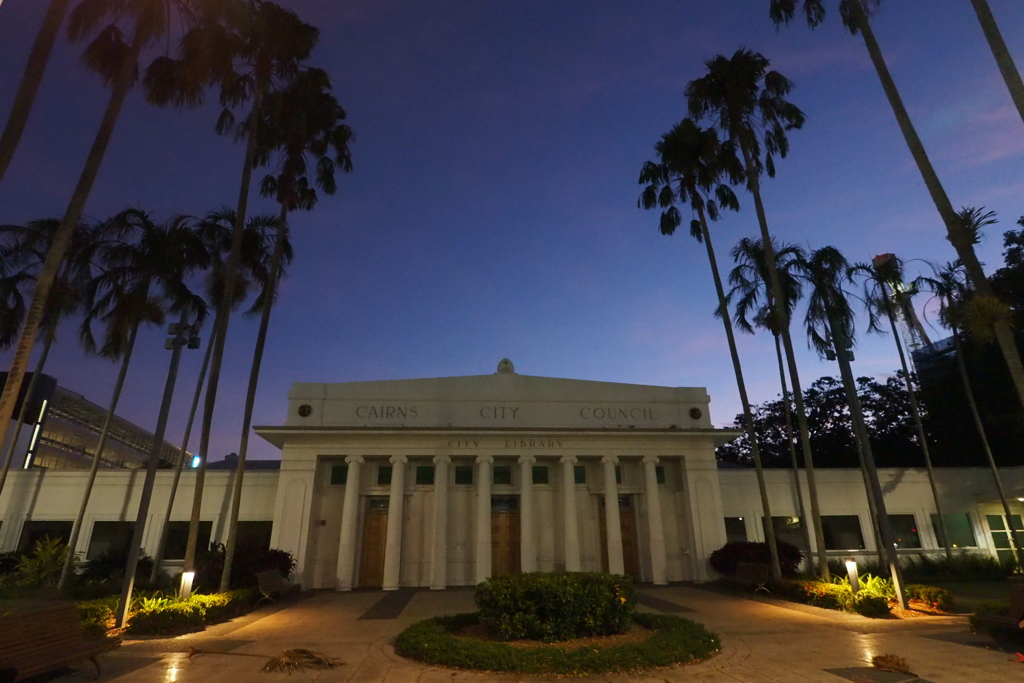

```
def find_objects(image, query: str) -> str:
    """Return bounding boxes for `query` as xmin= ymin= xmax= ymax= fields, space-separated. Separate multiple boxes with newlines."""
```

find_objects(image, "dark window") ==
xmin=889 ymin=514 xmax=922 ymax=549
xmin=454 ymin=465 xmax=473 ymax=485
xmin=574 ymin=465 xmax=586 ymax=484
xmin=377 ymin=465 xmax=392 ymax=486
xmin=821 ymin=515 xmax=865 ymax=550
xmin=369 ymin=496 xmax=389 ymax=511
xmin=164 ymin=521 xmax=212 ymax=560
xmin=492 ymin=495 xmax=519 ymax=511
xmin=416 ymin=466 xmax=434 ymax=485
xmin=87 ymin=521 xmax=135 ymax=560
xmin=986 ymin=514 xmax=1021 ymax=564
xmin=235 ymin=521 xmax=273 ymax=551
xmin=724 ymin=517 xmax=747 ymax=544
xmin=615 ymin=466 xmax=622 ymax=485
xmin=932 ymin=513 xmax=978 ymax=548
xmin=655 ymin=466 xmax=666 ymax=484
xmin=762 ymin=516 xmax=805 ymax=549
xmin=532 ymin=466 xmax=549 ymax=484
xmin=493 ymin=466 xmax=512 ymax=485
xmin=17 ymin=520 xmax=73 ymax=554
xmin=330 ymin=465 xmax=348 ymax=485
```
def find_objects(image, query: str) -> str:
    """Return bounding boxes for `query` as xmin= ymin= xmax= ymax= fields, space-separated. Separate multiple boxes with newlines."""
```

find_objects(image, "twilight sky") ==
xmin=2 ymin=1 xmax=1024 ymax=462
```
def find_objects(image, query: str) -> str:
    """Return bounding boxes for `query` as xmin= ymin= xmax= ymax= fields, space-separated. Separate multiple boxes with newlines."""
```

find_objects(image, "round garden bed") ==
xmin=394 ymin=611 xmax=720 ymax=675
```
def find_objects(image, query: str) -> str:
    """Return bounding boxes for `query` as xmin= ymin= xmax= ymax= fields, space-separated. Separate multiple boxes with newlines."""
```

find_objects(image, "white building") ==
xmin=1 ymin=361 xmax=1022 ymax=586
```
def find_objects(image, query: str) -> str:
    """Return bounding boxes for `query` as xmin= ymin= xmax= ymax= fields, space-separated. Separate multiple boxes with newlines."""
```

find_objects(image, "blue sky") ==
xmin=1 ymin=1 xmax=1024 ymax=461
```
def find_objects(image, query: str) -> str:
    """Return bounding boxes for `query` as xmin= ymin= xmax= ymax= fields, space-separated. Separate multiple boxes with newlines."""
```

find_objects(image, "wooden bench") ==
xmin=973 ymin=584 xmax=1024 ymax=632
xmin=0 ymin=603 xmax=120 ymax=681
xmin=256 ymin=569 xmax=300 ymax=605
xmin=733 ymin=562 xmax=771 ymax=593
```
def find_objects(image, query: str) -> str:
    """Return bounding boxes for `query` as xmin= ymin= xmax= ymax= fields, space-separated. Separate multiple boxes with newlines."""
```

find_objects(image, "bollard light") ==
xmin=180 ymin=571 xmax=195 ymax=600
xmin=844 ymin=557 xmax=860 ymax=594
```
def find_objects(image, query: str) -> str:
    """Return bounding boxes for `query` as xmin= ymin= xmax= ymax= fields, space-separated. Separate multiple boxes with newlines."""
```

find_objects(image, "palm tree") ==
xmin=851 ymin=256 xmax=953 ymax=561
xmin=769 ymin=0 xmax=1024 ymax=416
xmin=150 ymin=0 xmax=321 ymax=583
xmin=57 ymin=209 xmax=207 ymax=589
xmin=802 ymin=245 xmax=907 ymax=608
xmin=685 ymin=48 xmax=830 ymax=578
xmin=969 ymin=0 xmax=1024 ymax=129
xmin=219 ymin=66 xmax=351 ymax=591
xmin=919 ymin=263 xmax=1024 ymax=568
xmin=0 ymin=0 xmax=71 ymax=187
xmin=638 ymin=118 xmax=782 ymax=578
xmin=0 ymin=0 xmax=205 ymax=478
xmin=726 ymin=237 xmax=815 ymax=565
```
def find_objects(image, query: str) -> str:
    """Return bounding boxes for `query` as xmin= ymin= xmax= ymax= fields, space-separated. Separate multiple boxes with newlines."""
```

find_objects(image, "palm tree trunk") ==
xmin=182 ymin=87 xmax=265 ymax=585
xmin=736 ymin=145 xmax=829 ymax=579
xmin=0 ymin=39 xmax=141 ymax=498
xmin=220 ymin=205 xmax=287 ymax=592
xmin=0 ymin=331 xmax=54 ymax=495
xmin=882 ymin=296 xmax=953 ymax=561
xmin=0 ymin=0 xmax=70 ymax=187
xmin=970 ymin=0 xmax=1024 ymax=128
xmin=951 ymin=328 xmax=1024 ymax=567
xmin=772 ymin=333 xmax=813 ymax=567
xmin=57 ymin=323 xmax=139 ymax=590
xmin=696 ymin=204 xmax=781 ymax=579
xmin=849 ymin=409 xmax=886 ymax=566
xmin=852 ymin=4 xmax=1024 ymax=414
xmin=149 ymin=326 xmax=215 ymax=583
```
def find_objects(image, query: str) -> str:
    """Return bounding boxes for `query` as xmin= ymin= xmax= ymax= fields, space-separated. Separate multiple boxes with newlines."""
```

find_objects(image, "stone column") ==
xmin=602 ymin=456 xmax=624 ymax=574
xmin=643 ymin=456 xmax=667 ymax=585
xmin=382 ymin=455 xmax=407 ymax=590
xmin=430 ymin=456 xmax=450 ymax=589
xmin=474 ymin=455 xmax=493 ymax=583
xmin=561 ymin=455 xmax=581 ymax=571
xmin=336 ymin=456 xmax=363 ymax=591
xmin=518 ymin=456 xmax=537 ymax=573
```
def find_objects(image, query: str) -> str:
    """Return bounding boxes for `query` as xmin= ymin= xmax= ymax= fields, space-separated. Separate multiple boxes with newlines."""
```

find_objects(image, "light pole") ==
xmin=114 ymin=307 xmax=199 ymax=627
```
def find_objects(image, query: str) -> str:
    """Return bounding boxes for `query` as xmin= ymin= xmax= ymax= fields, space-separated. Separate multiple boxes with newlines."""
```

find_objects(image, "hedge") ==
xmin=767 ymin=576 xmax=955 ymax=618
xmin=395 ymin=612 xmax=719 ymax=675
xmin=709 ymin=541 xmax=803 ymax=578
xmin=126 ymin=589 xmax=257 ymax=635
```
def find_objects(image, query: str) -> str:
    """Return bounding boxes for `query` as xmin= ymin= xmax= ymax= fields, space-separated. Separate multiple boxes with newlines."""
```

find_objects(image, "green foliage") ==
xmin=906 ymin=584 xmax=956 ymax=611
xmin=475 ymin=572 xmax=636 ymax=642
xmin=708 ymin=541 xmax=803 ymax=577
xmin=852 ymin=592 xmax=891 ymax=618
xmin=194 ymin=543 xmax=295 ymax=592
xmin=77 ymin=597 xmax=117 ymax=638
xmin=124 ymin=589 xmax=256 ymax=635
xmin=969 ymin=599 xmax=1024 ymax=645
xmin=395 ymin=612 xmax=720 ymax=675
xmin=902 ymin=554 xmax=1013 ymax=582
xmin=767 ymin=573 xmax=910 ymax=618
xmin=78 ymin=548 xmax=155 ymax=585
xmin=13 ymin=537 xmax=72 ymax=588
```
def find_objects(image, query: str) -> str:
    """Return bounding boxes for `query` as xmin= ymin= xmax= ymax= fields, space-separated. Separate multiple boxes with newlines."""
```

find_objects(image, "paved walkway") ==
xmin=54 ymin=586 xmax=1020 ymax=682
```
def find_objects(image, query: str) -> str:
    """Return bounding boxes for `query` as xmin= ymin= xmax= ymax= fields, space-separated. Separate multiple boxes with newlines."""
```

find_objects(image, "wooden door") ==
xmin=359 ymin=497 xmax=388 ymax=588
xmin=491 ymin=496 xmax=520 ymax=576
xmin=599 ymin=496 xmax=640 ymax=578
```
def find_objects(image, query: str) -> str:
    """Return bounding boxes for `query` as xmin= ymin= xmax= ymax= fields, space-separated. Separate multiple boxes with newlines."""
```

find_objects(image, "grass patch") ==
xmin=394 ymin=612 xmax=719 ymax=675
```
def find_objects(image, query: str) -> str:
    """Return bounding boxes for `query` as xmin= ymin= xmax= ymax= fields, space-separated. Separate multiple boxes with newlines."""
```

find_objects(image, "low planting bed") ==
xmin=766 ymin=576 xmax=955 ymax=618
xmin=395 ymin=572 xmax=719 ymax=675
xmin=76 ymin=589 xmax=258 ymax=636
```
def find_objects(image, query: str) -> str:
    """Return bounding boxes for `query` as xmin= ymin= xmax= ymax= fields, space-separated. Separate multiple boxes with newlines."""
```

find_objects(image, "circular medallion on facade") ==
xmin=297 ymin=403 xmax=313 ymax=417
xmin=689 ymin=407 xmax=702 ymax=420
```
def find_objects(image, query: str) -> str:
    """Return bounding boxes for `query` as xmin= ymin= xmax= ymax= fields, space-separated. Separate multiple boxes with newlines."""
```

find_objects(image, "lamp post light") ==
xmin=844 ymin=557 xmax=860 ymax=594
xmin=114 ymin=307 xmax=199 ymax=628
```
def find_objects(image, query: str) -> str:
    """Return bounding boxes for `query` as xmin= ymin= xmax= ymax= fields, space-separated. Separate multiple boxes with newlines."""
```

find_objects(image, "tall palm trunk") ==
xmin=970 ymin=0 xmax=1024 ymax=128
xmin=0 ymin=40 xmax=142 ymax=498
xmin=182 ymin=87 xmax=265 ymax=583
xmin=149 ymin=327 xmax=214 ymax=583
xmin=851 ymin=4 xmax=1024 ymax=413
xmin=881 ymin=295 xmax=952 ymax=561
xmin=735 ymin=146 xmax=829 ymax=578
xmin=0 ymin=331 xmax=54 ymax=494
xmin=57 ymin=323 xmax=139 ymax=589
xmin=220 ymin=205 xmax=287 ymax=591
xmin=772 ymin=333 xmax=813 ymax=566
xmin=696 ymin=204 xmax=780 ymax=578
xmin=951 ymin=328 xmax=1024 ymax=567
xmin=0 ymin=0 xmax=71 ymax=187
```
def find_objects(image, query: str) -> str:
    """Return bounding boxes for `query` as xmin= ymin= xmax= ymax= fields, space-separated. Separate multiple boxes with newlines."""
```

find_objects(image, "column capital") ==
xmin=517 ymin=455 xmax=536 ymax=465
xmin=432 ymin=455 xmax=451 ymax=465
xmin=601 ymin=456 xmax=619 ymax=465
xmin=345 ymin=455 xmax=364 ymax=465
xmin=642 ymin=455 xmax=660 ymax=465
xmin=476 ymin=455 xmax=494 ymax=465
xmin=389 ymin=455 xmax=408 ymax=465
xmin=559 ymin=455 xmax=578 ymax=465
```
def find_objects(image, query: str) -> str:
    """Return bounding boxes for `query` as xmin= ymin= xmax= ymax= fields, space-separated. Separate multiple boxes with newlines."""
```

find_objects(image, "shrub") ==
xmin=709 ymin=541 xmax=803 ymax=578
xmin=77 ymin=597 xmax=117 ymax=638
xmin=906 ymin=584 xmax=955 ymax=612
xmin=804 ymin=581 xmax=852 ymax=611
xmin=124 ymin=589 xmax=256 ymax=635
xmin=13 ymin=537 xmax=71 ymax=588
xmin=194 ymin=543 xmax=295 ymax=592
xmin=475 ymin=572 xmax=636 ymax=642
xmin=852 ymin=592 xmax=891 ymax=618
xmin=78 ymin=549 xmax=155 ymax=585
xmin=395 ymin=612 xmax=719 ymax=675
